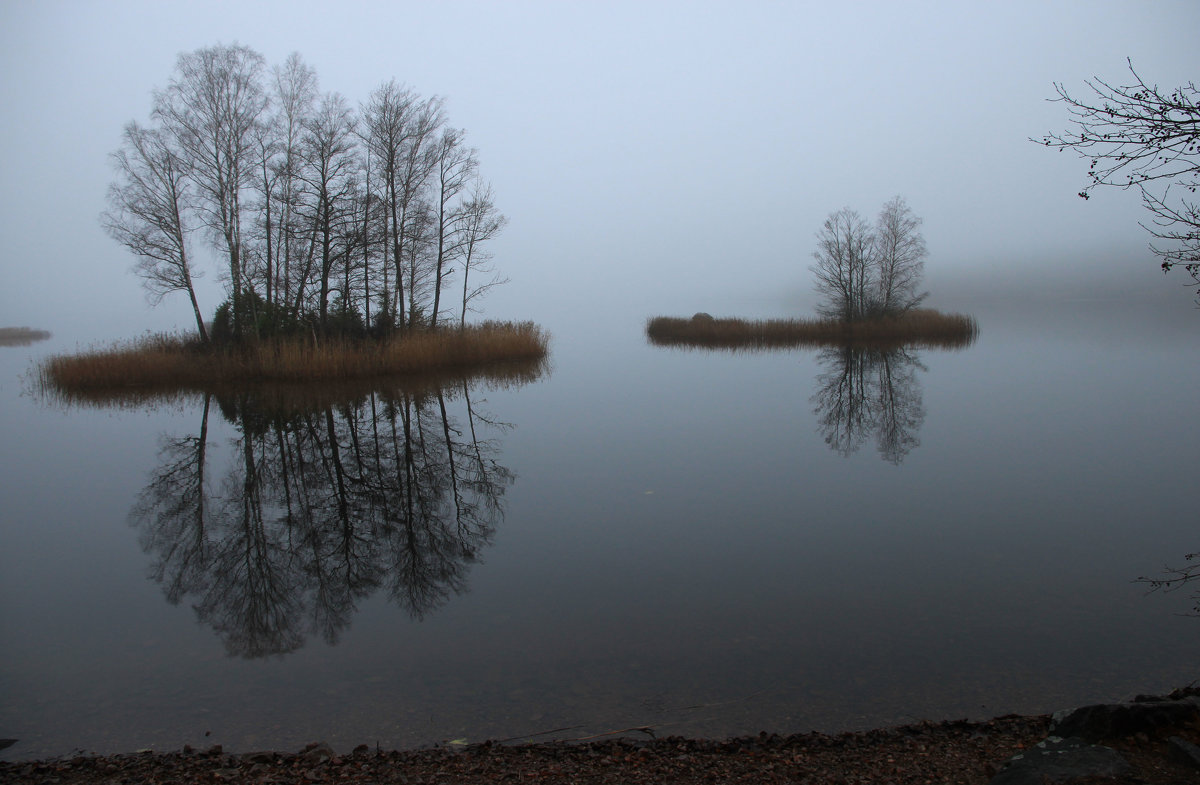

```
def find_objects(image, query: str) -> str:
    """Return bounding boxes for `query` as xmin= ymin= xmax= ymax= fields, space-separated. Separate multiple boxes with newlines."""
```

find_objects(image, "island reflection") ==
xmin=129 ymin=370 xmax=537 ymax=659
xmin=812 ymin=345 xmax=925 ymax=464
xmin=647 ymin=329 xmax=976 ymax=464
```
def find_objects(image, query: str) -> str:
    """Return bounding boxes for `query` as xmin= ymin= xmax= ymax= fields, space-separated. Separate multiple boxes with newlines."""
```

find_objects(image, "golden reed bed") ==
xmin=38 ymin=322 xmax=549 ymax=404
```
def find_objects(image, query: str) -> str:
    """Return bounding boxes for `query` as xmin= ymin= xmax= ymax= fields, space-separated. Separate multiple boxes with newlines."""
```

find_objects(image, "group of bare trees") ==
xmin=103 ymin=44 xmax=507 ymax=343
xmin=810 ymin=196 xmax=928 ymax=322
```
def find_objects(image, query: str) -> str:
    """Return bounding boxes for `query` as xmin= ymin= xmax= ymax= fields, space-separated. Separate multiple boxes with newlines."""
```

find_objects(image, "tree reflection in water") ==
xmin=130 ymin=378 xmax=519 ymax=658
xmin=811 ymin=346 xmax=926 ymax=464
xmin=646 ymin=321 xmax=975 ymax=465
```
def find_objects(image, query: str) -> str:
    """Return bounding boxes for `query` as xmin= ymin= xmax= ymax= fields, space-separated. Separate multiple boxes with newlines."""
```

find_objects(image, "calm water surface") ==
xmin=1 ymin=304 xmax=1197 ymax=759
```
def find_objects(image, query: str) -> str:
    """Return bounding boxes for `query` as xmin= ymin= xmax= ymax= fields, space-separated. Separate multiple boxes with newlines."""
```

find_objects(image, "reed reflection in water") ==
xmin=129 ymin=377 xmax=522 ymax=659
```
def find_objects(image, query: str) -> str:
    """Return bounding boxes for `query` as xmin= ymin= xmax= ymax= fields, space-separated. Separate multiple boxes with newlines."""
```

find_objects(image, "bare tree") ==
xmin=402 ymin=198 xmax=438 ymax=324
xmin=263 ymin=53 xmax=318 ymax=312
xmin=154 ymin=43 xmax=269 ymax=337
xmin=361 ymin=83 xmax=444 ymax=328
xmin=457 ymin=181 xmax=508 ymax=326
xmin=354 ymin=165 xmax=392 ymax=332
xmin=873 ymin=196 xmax=928 ymax=316
xmin=1038 ymin=60 xmax=1200 ymax=295
xmin=811 ymin=208 xmax=877 ymax=321
xmin=1139 ymin=552 xmax=1200 ymax=615
xmin=249 ymin=125 xmax=281 ymax=310
xmin=102 ymin=122 xmax=209 ymax=341
xmin=397 ymin=98 xmax=445 ymax=327
xmin=296 ymin=91 xmax=359 ymax=325
xmin=361 ymin=81 xmax=414 ymax=324
xmin=811 ymin=199 xmax=928 ymax=321
xmin=429 ymin=127 xmax=477 ymax=326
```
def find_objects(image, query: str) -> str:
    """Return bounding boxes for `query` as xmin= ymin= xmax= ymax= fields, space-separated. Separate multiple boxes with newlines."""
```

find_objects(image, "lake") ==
xmin=1 ymin=299 xmax=1197 ymax=759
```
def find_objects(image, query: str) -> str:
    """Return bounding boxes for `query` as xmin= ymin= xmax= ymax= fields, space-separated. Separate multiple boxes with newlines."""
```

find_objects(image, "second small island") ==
xmin=648 ymin=197 xmax=976 ymax=351
xmin=646 ymin=309 xmax=977 ymax=350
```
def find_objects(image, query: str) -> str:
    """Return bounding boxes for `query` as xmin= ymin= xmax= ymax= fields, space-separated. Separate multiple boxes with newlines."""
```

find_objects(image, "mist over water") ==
xmin=2 ymin=285 xmax=1197 ymax=759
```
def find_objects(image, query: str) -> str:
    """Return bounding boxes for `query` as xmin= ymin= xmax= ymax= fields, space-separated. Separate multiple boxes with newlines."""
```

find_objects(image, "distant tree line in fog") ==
xmin=103 ymin=43 xmax=507 ymax=343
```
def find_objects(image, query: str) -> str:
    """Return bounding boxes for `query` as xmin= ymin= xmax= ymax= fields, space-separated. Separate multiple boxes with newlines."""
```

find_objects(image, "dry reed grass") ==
xmin=42 ymin=357 xmax=550 ymax=412
xmin=38 ymin=321 xmax=549 ymax=405
xmin=646 ymin=309 xmax=978 ymax=350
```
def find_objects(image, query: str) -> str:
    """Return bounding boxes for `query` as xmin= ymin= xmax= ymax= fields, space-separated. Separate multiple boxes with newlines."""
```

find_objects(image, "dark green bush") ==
xmin=325 ymin=295 xmax=366 ymax=338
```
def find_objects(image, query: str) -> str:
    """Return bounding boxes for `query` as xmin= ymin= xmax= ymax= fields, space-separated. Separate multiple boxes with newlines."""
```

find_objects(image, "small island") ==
xmin=40 ymin=45 xmax=547 ymax=403
xmin=647 ymin=309 xmax=977 ymax=350
xmin=648 ymin=198 xmax=977 ymax=350
xmin=0 ymin=327 xmax=52 ymax=347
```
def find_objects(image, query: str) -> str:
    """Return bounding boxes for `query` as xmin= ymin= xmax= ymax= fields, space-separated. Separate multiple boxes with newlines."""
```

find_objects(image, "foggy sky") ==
xmin=2 ymin=0 xmax=1197 ymax=341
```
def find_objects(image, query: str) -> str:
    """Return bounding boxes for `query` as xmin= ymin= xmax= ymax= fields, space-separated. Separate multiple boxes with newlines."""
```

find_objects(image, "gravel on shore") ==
xmin=2 ymin=709 xmax=1198 ymax=785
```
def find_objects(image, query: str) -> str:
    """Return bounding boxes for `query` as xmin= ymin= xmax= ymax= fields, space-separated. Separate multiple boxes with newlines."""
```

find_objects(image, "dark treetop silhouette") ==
xmin=1039 ymin=60 xmax=1200 ymax=297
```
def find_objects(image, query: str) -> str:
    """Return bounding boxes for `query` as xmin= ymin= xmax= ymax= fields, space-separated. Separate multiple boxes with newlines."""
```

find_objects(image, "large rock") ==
xmin=990 ymin=692 xmax=1200 ymax=784
xmin=1051 ymin=695 xmax=1200 ymax=742
xmin=990 ymin=736 xmax=1131 ymax=785
xmin=1169 ymin=735 xmax=1200 ymax=769
xmin=299 ymin=742 xmax=335 ymax=764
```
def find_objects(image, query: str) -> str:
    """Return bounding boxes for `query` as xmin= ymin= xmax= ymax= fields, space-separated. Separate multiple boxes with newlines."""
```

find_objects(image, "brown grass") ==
xmin=646 ymin=309 xmax=978 ymax=350
xmin=37 ymin=321 xmax=549 ymax=405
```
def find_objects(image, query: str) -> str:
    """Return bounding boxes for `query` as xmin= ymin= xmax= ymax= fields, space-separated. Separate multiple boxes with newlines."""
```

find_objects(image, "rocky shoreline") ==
xmin=2 ymin=689 xmax=1197 ymax=784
